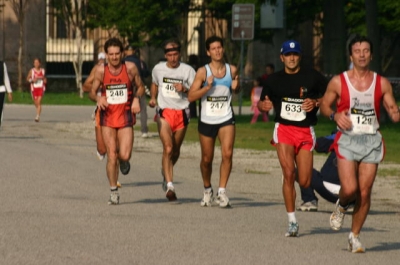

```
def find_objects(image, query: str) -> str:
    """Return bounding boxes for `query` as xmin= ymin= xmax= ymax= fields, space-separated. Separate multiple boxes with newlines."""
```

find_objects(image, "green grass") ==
xmin=11 ymin=91 xmax=94 ymax=105
xmin=149 ymin=115 xmax=400 ymax=164
xmin=11 ymin=91 xmax=400 ymax=164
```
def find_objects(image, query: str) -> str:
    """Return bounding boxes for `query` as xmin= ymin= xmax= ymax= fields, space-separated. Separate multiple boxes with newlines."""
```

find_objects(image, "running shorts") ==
xmin=333 ymin=131 xmax=384 ymax=163
xmin=157 ymin=107 xmax=190 ymax=132
xmin=32 ymin=88 xmax=44 ymax=99
xmin=272 ymin=123 xmax=316 ymax=153
xmin=198 ymin=117 xmax=235 ymax=138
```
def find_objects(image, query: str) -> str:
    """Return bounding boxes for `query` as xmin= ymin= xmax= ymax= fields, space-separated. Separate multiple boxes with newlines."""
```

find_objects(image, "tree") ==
xmin=322 ymin=0 xmax=346 ymax=75
xmin=87 ymin=0 xmax=192 ymax=58
xmin=53 ymin=0 xmax=88 ymax=97
xmin=7 ymin=0 xmax=32 ymax=92
xmin=345 ymin=0 xmax=400 ymax=74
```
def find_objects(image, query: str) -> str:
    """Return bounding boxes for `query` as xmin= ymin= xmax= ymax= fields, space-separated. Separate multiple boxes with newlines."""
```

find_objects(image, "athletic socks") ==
xmin=287 ymin=212 xmax=297 ymax=223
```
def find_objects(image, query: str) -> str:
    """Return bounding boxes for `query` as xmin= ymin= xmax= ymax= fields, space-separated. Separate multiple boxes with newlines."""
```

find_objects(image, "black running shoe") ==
xmin=119 ymin=160 xmax=131 ymax=175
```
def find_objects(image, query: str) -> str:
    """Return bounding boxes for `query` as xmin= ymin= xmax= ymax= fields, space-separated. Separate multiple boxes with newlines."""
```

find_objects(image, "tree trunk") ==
xmin=365 ymin=0 xmax=381 ymax=73
xmin=322 ymin=0 xmax=346 ymax=75
xmin=18 ymin=21 xmax=23 ymax=91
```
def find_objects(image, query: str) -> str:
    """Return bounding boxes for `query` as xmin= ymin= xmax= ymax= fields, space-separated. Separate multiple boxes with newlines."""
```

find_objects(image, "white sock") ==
xmin=167 ymin=182 xmax=173 ymax=187
xmin=204 ymin=186 xmax=212 ymax=192
xmin=287 ymin=212 xmax=297 ymax=223
xmin=218 ymin=187 xmax=226 ymax=194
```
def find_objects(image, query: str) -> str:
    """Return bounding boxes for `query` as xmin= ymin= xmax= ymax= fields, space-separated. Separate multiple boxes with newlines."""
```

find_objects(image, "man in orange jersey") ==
xmin=89 ymin=38 xmax=144 ymax=205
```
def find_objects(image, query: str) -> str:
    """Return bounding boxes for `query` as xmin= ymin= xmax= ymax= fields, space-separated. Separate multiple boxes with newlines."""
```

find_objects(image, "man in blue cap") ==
xmin=258 ymin=40 xmax=328 ymax=237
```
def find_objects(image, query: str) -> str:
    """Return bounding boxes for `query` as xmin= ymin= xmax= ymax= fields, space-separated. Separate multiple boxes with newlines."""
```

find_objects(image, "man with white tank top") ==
xmin=188 ymin=35 xmax=239 ymax=208
xmin=320 ymin=35 xmax=400 ymax=253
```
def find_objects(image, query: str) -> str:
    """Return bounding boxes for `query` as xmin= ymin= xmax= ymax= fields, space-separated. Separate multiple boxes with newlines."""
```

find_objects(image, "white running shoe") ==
xmin=297 ymin=200 xmax=318 ymax=212
xmin=215 ymin=190 xmax=230 ymax=208
xmin=96 ymin=151 xmax=105 ymax=161
xmin=200 ymin=189 xmax=214 ymax=207
xmin=108 ymin=191 xmax=120 ymax=205
xmin=348 ymin=233 xmax=365 ymax=253
xmin=166 ymin=185 xmax=177 ymax=201
xmin=285 ymin=222 xmax=299 ymax=237
xmin=330 ymin=199 xmax=346 ymax=231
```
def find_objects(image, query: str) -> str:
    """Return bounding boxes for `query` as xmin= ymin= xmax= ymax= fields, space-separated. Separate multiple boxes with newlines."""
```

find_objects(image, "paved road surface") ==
xmin=1 ymin=104 xmax=399 ymax=265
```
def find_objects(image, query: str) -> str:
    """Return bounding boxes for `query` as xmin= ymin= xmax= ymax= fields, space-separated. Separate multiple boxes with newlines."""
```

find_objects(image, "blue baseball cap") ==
xmin=280 ymin=40 xmax=301 ymax=55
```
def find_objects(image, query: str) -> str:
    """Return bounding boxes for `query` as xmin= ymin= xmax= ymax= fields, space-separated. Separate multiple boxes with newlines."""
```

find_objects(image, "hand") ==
xmin=173 ymin=83 xmax=185 ymax=93
xmin=148 ymin=98 xmax=156 ymax=108
xmin=231 ymin=75 xmax=239 ymax=91
xmin=206 ymin=75 xmax=214 ymax=89
xmin=97 ymin=96 xmax=108 ymax=110
xmin=258 ymin=95 xmax=273 ymax=112
xmin=131 ymin=97 xmax=141 ymax=114
xmin=301 ymin=98 xmax=317 ymax=112
xmin=335 ymin=110 xmax=352 ymax=131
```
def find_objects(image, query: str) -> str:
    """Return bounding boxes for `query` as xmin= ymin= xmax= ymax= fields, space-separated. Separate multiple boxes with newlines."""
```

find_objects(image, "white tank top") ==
xmin=343 ymin=72 xmax=380 ymax=135
xmin=200 ymin=64 xmax=234 ymax=124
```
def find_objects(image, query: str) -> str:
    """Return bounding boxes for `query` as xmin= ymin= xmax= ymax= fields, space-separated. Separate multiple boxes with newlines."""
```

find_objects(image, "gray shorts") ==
xmin=335 ymin=132 xmax=384 ymax=163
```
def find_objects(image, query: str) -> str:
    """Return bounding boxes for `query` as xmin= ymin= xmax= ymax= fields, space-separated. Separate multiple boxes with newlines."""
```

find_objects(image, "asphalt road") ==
xmin=1 ymin=104 xmax=399 ymax=265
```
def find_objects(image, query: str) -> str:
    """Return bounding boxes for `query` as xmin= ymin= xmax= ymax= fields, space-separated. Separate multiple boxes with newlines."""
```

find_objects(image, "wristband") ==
xmin=329 ymin=111 xmax=336 ymax=121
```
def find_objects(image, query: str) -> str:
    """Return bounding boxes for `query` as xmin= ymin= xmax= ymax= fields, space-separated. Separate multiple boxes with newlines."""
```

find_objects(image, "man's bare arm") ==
xmin=82 ymin=66 xmax=96 ymax=93
xmin=88 ymin=64 xmax=103 ymax=104
xmin=381 ymin=77 xmax=400 ymax=123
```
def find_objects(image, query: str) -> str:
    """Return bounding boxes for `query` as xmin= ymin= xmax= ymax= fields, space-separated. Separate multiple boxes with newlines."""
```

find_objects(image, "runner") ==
xmin=320 ymin=35 xmax=400 ymax=253
xmin=83 ymin=52 xmax=107 ymax=161
xmin=188 ymin=35 xmax=239 ymax=208
xmin=88 ymin=38 xmax=144 ymax=205
xmin=149 ymin=38 xmax=195 ymax=201
xmin=27 ymin=58 xmax=47 ymax=122
xmin=258 ymin=40 xmax=328 ymax=236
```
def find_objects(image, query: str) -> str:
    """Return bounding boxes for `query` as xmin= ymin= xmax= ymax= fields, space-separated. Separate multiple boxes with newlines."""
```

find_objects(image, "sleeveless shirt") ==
xmin=200 ymin=63 xmax=234 ymax=124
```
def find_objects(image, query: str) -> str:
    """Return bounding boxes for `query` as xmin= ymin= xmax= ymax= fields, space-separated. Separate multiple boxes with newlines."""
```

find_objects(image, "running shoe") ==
xmin=285 ymin=222 xmax=299 ymax=237
xmin=166 ymin=185 xmax=177 ymax=201
xmin=348 ymin=233 xmax=365 ymax=253
xmin=117 ymin=181 xmax=121 ymax=188
xmin=200 ymin=189 xmax=214 ymax=207
xmin=119 ymin=160 xmax=130 ymax=175
xmin=108 ymin=191 xmax=120 ymax=205
xmin=215 ymin=190 xmax=230 ymax=208
xmin=35 ymin=115 xmax=40 ymax=122
xmin=96 ymin=151 xmax=105 ymax=161
xmin=330 ymin=199 xmax=346 ymax=231
xmin=297 ymin=200 xmax=318 ymax=212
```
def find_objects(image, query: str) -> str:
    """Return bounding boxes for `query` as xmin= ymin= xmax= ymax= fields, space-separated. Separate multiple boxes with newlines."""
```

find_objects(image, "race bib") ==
xmin=105 ymin=83 xmax=128 ymax=104
xmin=280 ymin=97 xmax=306 ymax=121
xmin=206 ymin=96 xmax=228 ymax=116
xmin=33 ymin=79 xmax=43 ymax=88
xmin=350 ymin=108 xmax=376 ymax=134
xmin=161 ymin=77 xmax=182 ymax=99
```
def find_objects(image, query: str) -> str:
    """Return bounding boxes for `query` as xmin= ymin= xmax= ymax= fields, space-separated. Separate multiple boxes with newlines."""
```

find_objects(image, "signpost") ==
xmin=232 ymin=4 xmax=254 ymax=115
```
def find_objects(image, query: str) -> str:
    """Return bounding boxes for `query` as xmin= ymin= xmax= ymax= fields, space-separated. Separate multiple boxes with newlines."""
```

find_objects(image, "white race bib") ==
xmin=350 ymin=108 xmax=376 ymax=134
xmin=206 ymin=96 xmax=228 ymax=116
xmin=33 ymin=79 xmax=43 ymax=88
xmin=161 ymin=77 xmax=182 ymax=99
xmin=105 ymin=84 xmax=128 ymax=104
xmin=280 ymin=97 xmax=306 ymax=121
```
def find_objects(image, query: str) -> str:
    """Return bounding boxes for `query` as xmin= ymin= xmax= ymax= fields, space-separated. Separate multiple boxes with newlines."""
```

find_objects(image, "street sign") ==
xmin=231 ymin=4 xmax=255 ymax=40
